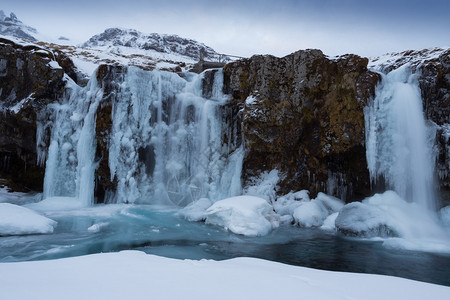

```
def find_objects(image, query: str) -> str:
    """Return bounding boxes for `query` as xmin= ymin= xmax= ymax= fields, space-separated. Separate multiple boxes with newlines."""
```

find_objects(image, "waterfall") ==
xmin=109 ymin=68 xmax=243 ymax=205
xmin=365 ymin=65 xmax=438 ymax=211
xmin=39 ymin=67 xmax=243 ymax=207
xmin=40 ymin=76 xmax=103 ymax=206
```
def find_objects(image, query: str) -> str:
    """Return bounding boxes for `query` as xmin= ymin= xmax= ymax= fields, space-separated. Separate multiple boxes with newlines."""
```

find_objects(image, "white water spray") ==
xmin=365 ymin=65 xmax=438 ymax=211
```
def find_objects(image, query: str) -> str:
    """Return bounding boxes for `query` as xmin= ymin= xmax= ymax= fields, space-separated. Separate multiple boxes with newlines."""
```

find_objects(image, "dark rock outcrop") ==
xmin=223 ymin=50 xmax=381 ymax=201
xmin=0 ymin=38 xmax=67 ymax=191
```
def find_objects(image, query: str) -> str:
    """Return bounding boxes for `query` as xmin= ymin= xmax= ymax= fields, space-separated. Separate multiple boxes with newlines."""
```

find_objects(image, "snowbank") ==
xmin=0 ymin=203 xmax=56 ymax=235
xmin=0 ymin=251 xmax=448 ymax=300
xmin=336 ymin=191 xmax=450 ymax=252
xmin=178 ymin=198 xmax=212 ymax=221
xmin=205 ymin=195 xmax=278 ymax=236
xmin=273 ymin=191 xmax=344 ymax=228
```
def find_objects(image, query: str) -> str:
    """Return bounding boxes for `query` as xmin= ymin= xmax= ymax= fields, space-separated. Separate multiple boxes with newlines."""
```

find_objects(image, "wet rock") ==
xmin=224 ymin=50 xmax=381 ymax=201
xmin=0 ymin=38 xmax=68 ymax=191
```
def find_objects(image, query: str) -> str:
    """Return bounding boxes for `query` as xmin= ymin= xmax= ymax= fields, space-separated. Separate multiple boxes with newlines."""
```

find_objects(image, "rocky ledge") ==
xmin=223 ymin=50 xmax=380 ymax=201
xmin=0 ymin=38 xmax=76 ymax=191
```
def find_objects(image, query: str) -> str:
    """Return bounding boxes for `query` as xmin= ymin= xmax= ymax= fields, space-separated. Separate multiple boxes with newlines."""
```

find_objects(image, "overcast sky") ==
xmin=2 ymin=0 xmax=449 ymax=58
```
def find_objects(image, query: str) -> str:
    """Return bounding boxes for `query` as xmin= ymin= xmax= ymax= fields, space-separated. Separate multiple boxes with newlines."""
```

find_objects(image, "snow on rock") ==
xmin=273 ymin=190 xmax=310 ymax=218
xmin=292 ymin=192 xmax=344 ymax=228
xmin=0 ymin=10 xmax=39 ymax=42
xmin=320 ymin=212 xmax=339 ymax=231
xmin=293 ymin=200 xmax=329 ymax=227
xmin=335 ymin=201 xmax=392 ymax=237
xmin=81 ymin=28 xmax=223 ymax=62
xmin=316 ymin=192 xmax=345 ymax=213
xmin=0 ymin=187 xmax=42 ymax=205
xmin=369 ymin=47 xmax=448 ymax=73
xmin=205 ymin=196 xmax=278 ymax=236
xmin=336 ymin=191 xmax=450 ymax=252
xmin=0 ymin=203 xmax=56 ymax=235
xmin=0 ymin=251 xmax=449 ymax=300
xmin=243 ymin=169 xmax=280 ymax=202
xmin=178 ymin=198 xmax=212 ymax=222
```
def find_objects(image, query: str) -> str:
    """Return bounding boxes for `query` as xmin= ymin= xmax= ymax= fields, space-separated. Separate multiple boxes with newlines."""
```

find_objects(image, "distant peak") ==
xmin=82 ymin=27 xmax=222 ymax=62
xmin=0 ymin=10 xmax=37 ymax=41
xmin=9 ymin=12 xmax=18 ymax=21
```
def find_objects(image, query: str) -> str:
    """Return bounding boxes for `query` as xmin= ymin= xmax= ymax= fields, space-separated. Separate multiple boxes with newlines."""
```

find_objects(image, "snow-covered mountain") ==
xmin=0 ymin=10 xmax=38 ymax=41
xmin=0 ymin=11 xmax=229 ymax=76
xmin=81 ymin=28 xmax=223 ymax=62
xmin=369 ymin=47 xmax=449 ymax=72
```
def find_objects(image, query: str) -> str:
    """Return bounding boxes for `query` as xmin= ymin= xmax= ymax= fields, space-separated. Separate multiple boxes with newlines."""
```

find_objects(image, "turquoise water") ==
xmin=1 ymin=205 xmax=449 ymax=286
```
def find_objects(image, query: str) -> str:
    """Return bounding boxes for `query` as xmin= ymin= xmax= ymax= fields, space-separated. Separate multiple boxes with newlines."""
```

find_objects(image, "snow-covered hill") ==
xmin=0 ymin=10 xmax=38 ymax=41
xmin=81 ymin=28 xmax=223 ymax=63
xmin=0 ymin=11 xmax=230 ymax=77
xmin=369 ymin=47 xmax=449 ymax=72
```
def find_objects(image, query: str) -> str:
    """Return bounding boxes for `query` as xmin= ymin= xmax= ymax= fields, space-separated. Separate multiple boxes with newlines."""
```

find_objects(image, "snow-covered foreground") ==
xmin=0 ymin=250 xmax=448 ymax=300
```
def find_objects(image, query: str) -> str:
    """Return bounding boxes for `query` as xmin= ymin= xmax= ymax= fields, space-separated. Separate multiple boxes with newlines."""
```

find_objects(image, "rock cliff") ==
xmin=0 ymin=38 xmax=70 ymax=191
xmin=1 ymin=36 xmax=448 ymax=205
xmin=223 ymin=50 xmax=381 ymax=201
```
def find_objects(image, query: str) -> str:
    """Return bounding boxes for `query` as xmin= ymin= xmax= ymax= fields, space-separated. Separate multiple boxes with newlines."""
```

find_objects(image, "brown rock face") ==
xmin=416 ymin=50 xmax=450 ymax=205
xmin=224 ymin=50 xmax=381 ymax=201
xmin=0 ymin=38 xmax=68 ymax=191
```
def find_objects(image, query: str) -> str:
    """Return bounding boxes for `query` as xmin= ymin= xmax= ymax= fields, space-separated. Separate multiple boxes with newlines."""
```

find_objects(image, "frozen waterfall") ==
xmin=365 ymin=65 xmax=438 ymax=211
xmin=39 ymin=76 xmax=102 ymax=206
xmin=38 ymin=68 xmax=243 ymax=207
xmin=108 ymin=68 xmax=243 ymax=205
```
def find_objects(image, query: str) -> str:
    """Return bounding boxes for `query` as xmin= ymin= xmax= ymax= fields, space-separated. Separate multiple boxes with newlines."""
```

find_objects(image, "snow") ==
xmin=369 ymin=47 xmax=448 ymax=72
xmin=87 ymin=222 xmax=109 ymax=233
xmin=8 ymin=95 xmax=33 ymax=114
xmin=272 ymin=190 xmax=309 ymax=223
xmin=271 ymin=191 xmax=343 ymax=228
xmin=0 ymin=250 xmax=448 ymax=300
xmin=244 ymin=169 xmax=280 ymax=202
xmin=0 ymin=187 xmax=42 ymax=205
xmin=245 ymin=94 xmax=259 ymax=105
xmin=48 ymin=60 xmax=62 ymax=69
xmin=178 ymin=198 xmax=212 ymax=221
xmin=25 ymin=197 xmax=87 ymax=211
xmin=292 ymin=193 xmax=343 ymax=228
xmin=335 ymin=201 xmax=391 ymax=237
xmin=205 ymin=195 xmax=278 ymax=236
xmin=320 ymin=212 xmax=339 ymax=231
xmin=336 ymin=191 xmax=450 ymax=253
xmin=68 ymin=56 xmax=98 ymax=76
xmin=0 ymin=203 xmax=56 ymax=235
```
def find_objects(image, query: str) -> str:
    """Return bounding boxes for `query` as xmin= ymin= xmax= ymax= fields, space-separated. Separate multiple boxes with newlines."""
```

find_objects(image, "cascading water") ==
xmin=362 ymin=64 xmax=450 ymax=250
xmin=108 ymin=67 xmax=243 ymax=205
xmin=365 ymin=65 xmax=438 ymax=211
xmin=38 ymin=67 xmax=243 ymax=207
xmin=39 ymin=76 xmax=103 ymax=206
